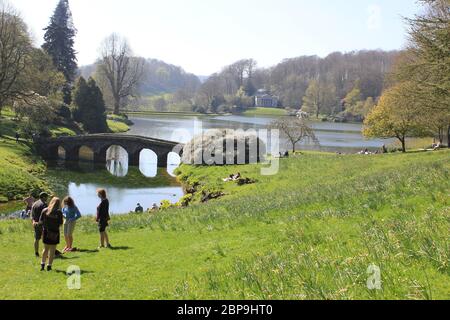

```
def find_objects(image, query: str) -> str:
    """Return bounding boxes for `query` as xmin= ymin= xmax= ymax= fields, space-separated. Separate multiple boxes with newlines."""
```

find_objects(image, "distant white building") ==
xmin=254 ymin=89 xmax=279 ymax=108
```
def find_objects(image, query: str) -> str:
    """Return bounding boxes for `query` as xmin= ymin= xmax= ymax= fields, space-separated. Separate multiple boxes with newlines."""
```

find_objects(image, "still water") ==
xmin=128 ymin=114 xmax=393 ymax=152
xmin=47 ymin=161 xmax=183 ymax=216
xmin=46 ymin=114 xmax=392 ymax=216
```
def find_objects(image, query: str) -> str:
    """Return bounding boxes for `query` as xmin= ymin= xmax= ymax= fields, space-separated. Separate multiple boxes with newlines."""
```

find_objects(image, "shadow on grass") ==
xmin=54 ymin=270 xmax=95 ymax=276
xmin=76 ymin=249 xmax=100 ymax=254
xmin=56 ymin=255 xmax=80 ymax=261
xmin=109 ymin=246 xmax=133 ymax=251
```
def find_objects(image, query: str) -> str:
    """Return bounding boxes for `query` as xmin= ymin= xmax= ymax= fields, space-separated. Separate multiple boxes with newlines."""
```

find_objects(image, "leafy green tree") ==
xmin=0 ymin=3 xmax=32 ymax=116
xmin=394 ymin=0 xmax=450 ymax=146
xmin=14 ymin=94 xmax=58 ymax=137
xmin=302 ymin=80 xmax=337 ymax=118
xmin=343 ymin=82 xmax=363 ymax=109
xmin=364 ymin=83 xmax=427 ymax=152
xmin=42 ymin=0 xmax=77 ymax=105
xmin=72 ymin=77 xmax=108 ymax=133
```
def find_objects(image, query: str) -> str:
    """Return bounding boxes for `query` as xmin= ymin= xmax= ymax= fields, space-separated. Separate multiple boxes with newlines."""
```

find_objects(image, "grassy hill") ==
xmin=0 ymin=150 xmax=448 ymax=300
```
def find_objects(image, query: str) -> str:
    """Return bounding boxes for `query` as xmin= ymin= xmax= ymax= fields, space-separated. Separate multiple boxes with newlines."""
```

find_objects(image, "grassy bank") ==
xmin=0 ymin=150 xmax=448 ymax=299
xmin=0 ymin=139 xmax=49 ymax=213
xmin=241 ymin=107 xmax=287 ymax=116
xmin=0 ymin=110 xmax=49 ymax=213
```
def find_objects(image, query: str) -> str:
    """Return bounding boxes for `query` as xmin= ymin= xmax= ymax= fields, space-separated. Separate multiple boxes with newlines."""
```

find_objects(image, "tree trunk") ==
xmin=400 ymin=137 xmax=406 ymax=153
xmin=447 ymin=125 xmax=450 ymax=148
xmin=113 ymin=97 xmax=120 ymax=115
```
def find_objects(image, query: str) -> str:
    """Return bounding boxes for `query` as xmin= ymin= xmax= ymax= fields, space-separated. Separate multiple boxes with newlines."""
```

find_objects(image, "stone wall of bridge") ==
xmin=36 ymin=134 xmax=183 ymax=168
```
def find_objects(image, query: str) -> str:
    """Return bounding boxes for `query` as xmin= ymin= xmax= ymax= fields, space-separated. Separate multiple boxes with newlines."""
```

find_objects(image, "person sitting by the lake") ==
xmin=223 ymin=172 xmax=242 ymax=182
xmin=96 ymin=189 xmax=112 ymax=249
xmin=149 ymin=203 xmax=159 ymax=212
xmin=39 ymin=197 xmax=64 ymax=272
xmin=432 ymin=142 xmax=441 ymax=151
xmin=24 ymin=193 xmax=36 ymax=217
xmin=21 ymin=210 xmax=28 ymax=219
xmin=382 ymin=145 xmax=388 ymax=154
xmin=31 ymin=192 xmax=49 ymax=258
xmin=62 ymin=196 xmax=82 ymax=253
xmin=135 ymin=203 xmax=144 ymax=213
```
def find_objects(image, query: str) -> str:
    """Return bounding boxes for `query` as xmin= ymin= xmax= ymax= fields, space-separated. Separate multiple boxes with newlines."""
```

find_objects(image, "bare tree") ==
xmin=97 ymin=34 xmax=145 ymax=114
xmin=0 ymin=2 xmax=32 ymax=116
xmin=271 ymin=117 xmax=319 ymax=153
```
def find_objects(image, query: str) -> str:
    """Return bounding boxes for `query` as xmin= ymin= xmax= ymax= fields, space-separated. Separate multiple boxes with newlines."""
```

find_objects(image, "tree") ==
xmin=26 ymin=48 xmax=65 ymax=98
xmin=13 ymin=94 xmax=58 ymax=136
xmin=302 ymin=79 xmax=337 ymax=118
xmin=0 ymin=2 xmax=32 ymax=116
xmin=42 ymin=0 xmax=77 ymax=105
xmin=96 ymin=34 xmax=146 ymax=115
xmin=271 ymin=117 xmax=319 ymax=153
xmin=343 ymin=82 xmax=363 ymax=109
xmin=363 ymin=83 xmax=427 ymax=152
xmin=72 ymin=77 xmax=108 ymax=133
xmin=153 ymin=97 xmax=167 ymax=112
xmin=393 ymin=0 xmax=450 ymax=146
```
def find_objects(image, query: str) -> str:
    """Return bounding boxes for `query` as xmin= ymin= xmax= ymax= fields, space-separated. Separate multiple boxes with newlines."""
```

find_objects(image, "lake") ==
xmin=128 ymin=114 xmax=392 ymax=152
xmin=45 ymin=113 xmax=391 ymax=216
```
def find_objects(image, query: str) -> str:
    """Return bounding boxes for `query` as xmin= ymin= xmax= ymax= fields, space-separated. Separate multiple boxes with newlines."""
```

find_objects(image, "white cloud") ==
xmin=367 ymin=4 xmax=382 ymax=31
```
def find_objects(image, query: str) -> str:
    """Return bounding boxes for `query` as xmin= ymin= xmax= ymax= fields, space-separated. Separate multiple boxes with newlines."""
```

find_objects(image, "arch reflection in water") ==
xmin=167 ymin=152 xmax=181 ymax=177
xmin=139 ymin=149 xmax=158 ymax=178
xmin=106 ymin=145 xmax=128 ymax=177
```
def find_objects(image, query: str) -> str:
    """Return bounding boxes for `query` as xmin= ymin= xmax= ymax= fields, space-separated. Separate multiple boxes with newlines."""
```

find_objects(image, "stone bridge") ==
xmin=36 ymin=134 xmax=184 ymax=167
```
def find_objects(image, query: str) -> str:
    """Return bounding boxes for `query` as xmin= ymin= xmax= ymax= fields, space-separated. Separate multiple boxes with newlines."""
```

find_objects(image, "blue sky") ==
xmin=12 ymin=0 xmax=423 ymax=75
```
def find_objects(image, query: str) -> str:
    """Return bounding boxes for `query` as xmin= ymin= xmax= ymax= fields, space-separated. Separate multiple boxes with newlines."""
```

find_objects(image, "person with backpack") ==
xmin=39 ymin=197 xmax=63 ymax=272
xmin=31 ymin=193 xmax=48 ymax=258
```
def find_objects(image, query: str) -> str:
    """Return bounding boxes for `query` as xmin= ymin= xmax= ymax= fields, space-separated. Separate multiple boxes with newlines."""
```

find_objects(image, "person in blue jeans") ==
xmin=62 ymin=197 xmax=81 ymax=253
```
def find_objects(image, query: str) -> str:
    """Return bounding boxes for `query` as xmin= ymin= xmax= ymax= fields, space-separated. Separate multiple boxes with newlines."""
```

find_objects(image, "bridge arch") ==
xmin=106 ymin=145 xmax=129 ymax=177
xmin=79 ymin=146 xmax=94 ymax=162
xmin=139 ymin=149 xmax=158 ymax=178
xmin=58 ymin=146 xmax=66 ymax=160
xmin=167 ymin=152 xmax=181 ymax=176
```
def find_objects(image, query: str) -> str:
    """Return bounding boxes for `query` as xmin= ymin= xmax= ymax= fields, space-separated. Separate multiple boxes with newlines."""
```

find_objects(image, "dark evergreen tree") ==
xmin=42 ymin=0 xmax=77 ymax=105
xmin=72 ymin=77 xmax=108 ymax=133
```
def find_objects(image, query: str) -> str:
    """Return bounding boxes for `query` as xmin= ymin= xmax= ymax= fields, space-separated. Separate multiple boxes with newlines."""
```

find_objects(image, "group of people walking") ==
xmin=30 ymin=189 xmax=112 ymax=272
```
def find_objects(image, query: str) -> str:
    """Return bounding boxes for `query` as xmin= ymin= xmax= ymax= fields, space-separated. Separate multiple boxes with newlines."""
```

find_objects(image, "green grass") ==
xmin=388 ymin=137 xmax=437 ymax=151
xmin=48 ymin=125 xmax=77 ymax=137
xmin=241 ymin=107 xmax=287 ymax=116
xmin=1 ymin=150 xmax=449 ymax=299
xmin=107 ymin=120 xmax=130 ymax=133
xmin=0 ymin=140 xmax=49 ymax=211
xmin=0 ymin=109 xmax=50 ymax=212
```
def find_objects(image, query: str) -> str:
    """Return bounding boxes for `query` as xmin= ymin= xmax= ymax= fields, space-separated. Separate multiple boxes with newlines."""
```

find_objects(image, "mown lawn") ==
xmin=0 ymin=150 xmax=449 ymax=300
xmin=242 ymin=107 xmax=287 ymax=116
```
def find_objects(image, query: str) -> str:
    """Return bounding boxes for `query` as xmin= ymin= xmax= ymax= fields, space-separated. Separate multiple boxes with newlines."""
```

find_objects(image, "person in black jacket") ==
xmin=31 ymin=193 xmax=48 ymax=257
xmin=96 ymin=189 xmax=112 ymax=249
xmin=39 ymin=197 xmax=63 ymax=271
